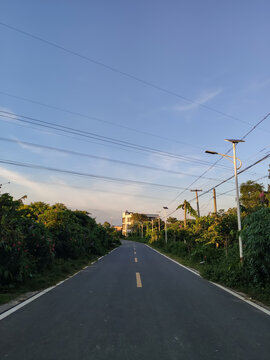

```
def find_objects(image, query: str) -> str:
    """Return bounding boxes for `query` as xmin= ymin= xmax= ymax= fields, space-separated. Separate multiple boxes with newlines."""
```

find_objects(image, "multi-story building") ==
xmin=122 ymin=210 xmax=133 ymax=236
xmin=122 ymin=210 xmax=159 ymax=236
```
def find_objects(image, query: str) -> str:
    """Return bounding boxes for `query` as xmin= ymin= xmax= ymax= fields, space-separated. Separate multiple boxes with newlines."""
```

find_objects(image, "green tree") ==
xmin=242 ymin=208 xmax=270 ymax=285
xmin=167 ymin=217 xmax=178 ymax=225
xmin=103 ymin=221 xmax=111 ymax=228
xmin=240 ymin=180 xmax=264 ymax=210
xmin=176 ymin=200 xmax=198 ymax=220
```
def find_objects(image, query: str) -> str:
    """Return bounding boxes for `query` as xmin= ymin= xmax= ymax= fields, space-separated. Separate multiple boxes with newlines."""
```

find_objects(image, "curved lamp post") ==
xmin=205 ymin=139 xmax=245 ymax=262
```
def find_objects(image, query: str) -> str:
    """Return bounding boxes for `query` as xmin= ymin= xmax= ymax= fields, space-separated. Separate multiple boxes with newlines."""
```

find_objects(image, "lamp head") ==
xmin=205 ymin=150 xmax=218 ymax=155
xmin=225 ymin=139 xmax=245 ymax=144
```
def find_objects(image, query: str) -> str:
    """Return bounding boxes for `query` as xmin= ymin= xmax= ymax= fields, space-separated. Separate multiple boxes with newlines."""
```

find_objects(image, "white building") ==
xmin=122 ymin=210 xmax=133 ymax=236
xmin=122 ymin=210 xmax=159 ymax=236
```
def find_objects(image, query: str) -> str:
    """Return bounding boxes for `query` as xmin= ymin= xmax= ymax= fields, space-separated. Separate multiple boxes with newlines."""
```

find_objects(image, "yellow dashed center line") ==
xmin=136 ymin=272 xmax=142 ymax=288
xmin=134 ymin=257 xmax=138 ymax=263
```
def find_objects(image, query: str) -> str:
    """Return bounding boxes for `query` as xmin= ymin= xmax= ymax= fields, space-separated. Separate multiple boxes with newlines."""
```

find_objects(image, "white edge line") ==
xmin=146 ymin=244 xmax=200 ymax=277
xmin=146 ymin=244 xmax=270 ymax=317
xmin=0 ymin=246 xmax=120 ymax=321
xmin=210 ymin=281 xmax=270 ymax=316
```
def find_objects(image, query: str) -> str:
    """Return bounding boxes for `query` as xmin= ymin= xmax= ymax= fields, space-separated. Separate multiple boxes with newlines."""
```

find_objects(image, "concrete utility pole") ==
xmin=184 ymin=200 xmax=187 ymax=228
xmin=163 ymin=206 xmax=168 ymax=244
xmin=213 ymin=188 xmax=217 ymax=214
xmin=190 ymin=189 xmax=202 ymax=217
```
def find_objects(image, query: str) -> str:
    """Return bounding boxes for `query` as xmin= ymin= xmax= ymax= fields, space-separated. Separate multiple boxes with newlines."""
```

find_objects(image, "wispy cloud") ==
xmin=0 ymin=166 xmax=165 ymax=224
xmin=14 ymin=138 xmax=43 ymax=154
xmin=172 ymin=88 xmax=222 ymax=112
xmin=246 ymin=78 xmax=270 ymax=93
xmin=0 ymin=106 xmax=17 ymax=123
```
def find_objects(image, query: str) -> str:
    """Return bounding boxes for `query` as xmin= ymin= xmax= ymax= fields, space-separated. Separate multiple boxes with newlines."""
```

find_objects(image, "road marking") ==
xmin=147 ymin=245 xmax=200 ymax=276
xmin=146 ymin=244 xmax=270 ymax=317
xmin=136 ymin=272 xmax=142 ymax=288
xmin=134 ymin=251 xmax=136 ymax=255
xmin=134 ymin=257 xmax=138 ymax=263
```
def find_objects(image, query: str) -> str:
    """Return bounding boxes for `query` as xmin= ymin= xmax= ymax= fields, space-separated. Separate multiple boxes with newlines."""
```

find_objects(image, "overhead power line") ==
xmin=0 ymin=158 xmax=194 ymax=191
xmin=0 ymin=110 xmax=233 ymax=170
xmin=0 ymin=136 xmax=233 ymax=182
xmin=0 ymin=90 xmax=204 ymax=151
xmin=0 ymin=21 xmax=259 ymax=128
xmin=217 ymin=175 xmax=268 ymax=197
xmin=188 ymin=154 xmax=270 ymax=202
xmin=165 ymin=153 xmax=270 ymax=218
xmin=164 ymin=111 xmax=270 ymax=208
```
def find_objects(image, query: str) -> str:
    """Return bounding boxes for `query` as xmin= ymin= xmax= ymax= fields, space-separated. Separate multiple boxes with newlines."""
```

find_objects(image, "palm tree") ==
xmin=176 ymin=200 xmax=198 ymax=227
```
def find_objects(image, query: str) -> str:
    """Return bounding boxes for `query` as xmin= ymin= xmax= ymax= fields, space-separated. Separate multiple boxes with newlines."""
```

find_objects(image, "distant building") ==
xmin=122 ymin=210 xmax=159 ymax=236
xmin=122 ymin=210 xmax=133 ymax=236
xmin=113 ymin=226 xmax=122 ymax=232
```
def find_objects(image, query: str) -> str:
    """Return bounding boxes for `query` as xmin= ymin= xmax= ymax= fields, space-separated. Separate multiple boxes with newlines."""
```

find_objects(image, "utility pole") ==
xmin=152 ymin=219 xmax=154 ymax=233
xmin=163 ymin=206 xmax=168 ymax=244
xmin=141 ymin=223 xmax=143 ymax=238
xmin=158 ymin=217 xmax=160 ymax=232
xmin=184 ymin=200 xmax=187 ymax=228
xmin=190 ymin=189 xmax=202 ymax=217
xmin=213 ymin=188 xmax=217 ymax=214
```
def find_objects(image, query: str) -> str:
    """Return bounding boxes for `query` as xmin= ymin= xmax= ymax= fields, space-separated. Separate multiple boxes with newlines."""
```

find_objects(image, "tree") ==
xmin=176 ymin=201 xmax=198 ymax=218
xmin=103 ymin=221 xmax=111 ymax=229
xmin=242 ymin=208 xmax=270 ymax=285
xmin=167 ymin=217 xmax=178 ymax=225
xmin=130 ymin=213 xmax=149 ymax=236
xmin=240 ymin=180 xmax=264 ymax=210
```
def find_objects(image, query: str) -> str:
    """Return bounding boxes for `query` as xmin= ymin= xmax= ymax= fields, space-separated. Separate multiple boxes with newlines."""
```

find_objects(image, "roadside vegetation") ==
xmin=0 ymin=194 xmax=121 ymax=305
xmin=128 ymin=179 xmax=270 ymax=306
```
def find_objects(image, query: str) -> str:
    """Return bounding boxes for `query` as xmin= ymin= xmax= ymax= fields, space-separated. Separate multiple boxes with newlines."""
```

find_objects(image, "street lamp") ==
xmin=163 ymin=206 xmax=168 ymax=244
xmin=205 ymin=139 xmax=245 ymax=262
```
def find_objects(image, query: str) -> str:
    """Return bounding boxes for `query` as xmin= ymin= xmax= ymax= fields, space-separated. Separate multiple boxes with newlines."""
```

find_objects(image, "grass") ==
xmin=0 ymin=256 xmax=97 ymax=306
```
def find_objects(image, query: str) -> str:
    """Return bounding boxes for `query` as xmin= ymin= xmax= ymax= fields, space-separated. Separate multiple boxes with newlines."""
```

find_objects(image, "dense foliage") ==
xmin=0 ymin=194 xmax=121 ymax=285
xmin=128 ymin=179 xmax=270 ymax=298
xmin=242 ymin=208 xmax=270 ymax=285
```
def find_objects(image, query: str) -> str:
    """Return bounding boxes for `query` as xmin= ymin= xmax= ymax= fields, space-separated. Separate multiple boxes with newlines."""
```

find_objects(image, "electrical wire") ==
xmin=0 ymin=136 xmax=234 ymax=182
xmin=0 ymin=21 xmax=261 ymax=128
xmin=165 ymin=153 xmax=270 ymax=218
xmin=0 ymin=90 xmax=204 ymax=151
xmin=0 ymin=158 xmax=196 ymax=191
xmin=164 ymin=112 xmax=270 ymax=208
xmin=0 ymin=110 xmax=234 ymax=170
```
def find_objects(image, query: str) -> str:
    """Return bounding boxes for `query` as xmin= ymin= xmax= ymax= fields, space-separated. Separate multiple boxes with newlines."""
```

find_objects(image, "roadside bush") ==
xmin=200 ymin=244 xmax=247 ymax=286
xmin=0 ymin=195 xmax=119 ymax=286
xmin=242 ymin=207 xmax=270 ymax=285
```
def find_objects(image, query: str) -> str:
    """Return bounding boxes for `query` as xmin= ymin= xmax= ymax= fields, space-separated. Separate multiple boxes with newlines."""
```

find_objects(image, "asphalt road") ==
xmin=1 ymin=240 xmax=270 ymax=360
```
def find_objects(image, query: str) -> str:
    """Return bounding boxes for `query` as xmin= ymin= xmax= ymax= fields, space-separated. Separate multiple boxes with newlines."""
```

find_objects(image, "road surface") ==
xmin=0 ymin=240 xmax=270 ymax=359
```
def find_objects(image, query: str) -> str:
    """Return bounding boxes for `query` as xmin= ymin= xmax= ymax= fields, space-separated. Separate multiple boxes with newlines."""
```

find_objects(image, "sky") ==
xmin=0 ymin=0 xmax=269 ymax=225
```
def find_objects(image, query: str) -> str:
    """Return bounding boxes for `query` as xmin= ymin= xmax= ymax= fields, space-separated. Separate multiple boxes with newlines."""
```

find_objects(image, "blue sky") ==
xmin=0 ymin=0 xmax=269 ymax=224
